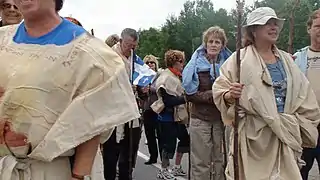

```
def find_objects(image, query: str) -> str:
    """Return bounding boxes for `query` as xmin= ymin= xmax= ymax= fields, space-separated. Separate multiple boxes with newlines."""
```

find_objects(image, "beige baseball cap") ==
xmin=243 ymin=7 xmax=285 ymax=31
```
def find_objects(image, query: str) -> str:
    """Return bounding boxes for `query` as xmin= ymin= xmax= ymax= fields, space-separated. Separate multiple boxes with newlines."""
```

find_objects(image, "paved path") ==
xmin=308 ymin=161 xmax=319 ymax=180
xmin=132 ymin=132 xmax=319 ymax=180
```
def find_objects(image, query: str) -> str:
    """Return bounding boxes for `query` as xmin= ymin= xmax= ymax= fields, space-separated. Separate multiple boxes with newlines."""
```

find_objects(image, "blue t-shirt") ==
xmin=13 ymin=18 xmax=86 ymax=45
xmin=266 ymin=60 xmax=287 ymax=113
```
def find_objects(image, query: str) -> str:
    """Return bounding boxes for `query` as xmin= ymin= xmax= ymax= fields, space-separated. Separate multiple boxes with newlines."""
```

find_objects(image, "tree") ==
xmin=136 ymin=0 xmax=320 ymax=67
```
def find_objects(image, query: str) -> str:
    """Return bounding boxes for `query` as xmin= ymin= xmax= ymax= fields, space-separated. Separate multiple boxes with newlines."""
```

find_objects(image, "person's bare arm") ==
xmin=72 ymin=135 xmax=100 ymax=178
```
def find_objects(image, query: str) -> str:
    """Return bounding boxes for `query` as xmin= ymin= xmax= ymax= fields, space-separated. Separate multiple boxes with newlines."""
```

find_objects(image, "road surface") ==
xmin=130 ymin=133 xmax=319 ymax=180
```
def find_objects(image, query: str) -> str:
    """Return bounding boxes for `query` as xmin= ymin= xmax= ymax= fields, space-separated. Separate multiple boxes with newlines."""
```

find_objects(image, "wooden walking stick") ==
xmin=222 ymin=125 xmax=227 ymax=179
xmin=234 ymin=1 xmax=245 ymax=180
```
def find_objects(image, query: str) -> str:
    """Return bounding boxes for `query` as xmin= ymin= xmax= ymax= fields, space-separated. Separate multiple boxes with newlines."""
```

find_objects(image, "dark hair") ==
xmin=55 ymin=0 xmax=63 ymax=12
xmin=121 ymin=28 xmax=139 ymax=41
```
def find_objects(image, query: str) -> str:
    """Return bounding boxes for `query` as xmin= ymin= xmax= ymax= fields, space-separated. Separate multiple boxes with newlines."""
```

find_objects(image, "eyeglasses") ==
xmin=177 ymin=60 xmax=184 ymax=64
xmin=1 ymin=3 xmax=18 ymax=10
xmin=146 ymin=61 xmax=155 ymax=65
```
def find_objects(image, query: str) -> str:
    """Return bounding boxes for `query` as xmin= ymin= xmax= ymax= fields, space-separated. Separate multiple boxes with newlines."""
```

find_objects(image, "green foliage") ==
xmin=136 ymin=0 xmax=320 ymax=67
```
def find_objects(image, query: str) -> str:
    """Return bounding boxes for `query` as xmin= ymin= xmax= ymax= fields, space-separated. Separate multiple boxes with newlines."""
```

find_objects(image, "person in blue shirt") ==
xmin=0 ymin=0 xmax=140 ymax=180
xmin=213 ymin=7 xmax=320 ymax=180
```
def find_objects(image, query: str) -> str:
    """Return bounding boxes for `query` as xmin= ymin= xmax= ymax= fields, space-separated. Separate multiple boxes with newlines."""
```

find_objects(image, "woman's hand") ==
xmin=4 ymin=121 xmax=28 ymax=147
xmin=228 ymin=83 xmax=244 ymax=99
xmin=224 ymin=83 xmax=244 ymax=103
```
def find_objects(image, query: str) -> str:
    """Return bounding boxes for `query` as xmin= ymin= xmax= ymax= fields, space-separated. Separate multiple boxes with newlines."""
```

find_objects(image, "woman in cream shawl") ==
xmin=151 ymin=50 xmax=189 ymax=179
xmin=213 ymin=7 xmax=320 ymax=180
xmin=0 ymin=0 xmax=140 ymax=180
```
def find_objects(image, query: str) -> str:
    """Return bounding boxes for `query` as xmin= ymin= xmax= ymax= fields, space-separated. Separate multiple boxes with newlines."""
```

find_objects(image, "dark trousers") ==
xmin=143 ymin=109 xmax=161 ymax=161
xmin=301 ymin=147 xmax=320 ymax=180
xmin=103 ymin=124 xmax=141 ymax=180
xmin=158 ymin=121 xmax=190 ymax=160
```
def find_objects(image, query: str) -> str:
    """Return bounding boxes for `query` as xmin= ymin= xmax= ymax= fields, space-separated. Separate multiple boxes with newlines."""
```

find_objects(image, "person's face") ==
xmin=308 ymin=17 xmax=320 ymax=46
xmin=206 ymin=35 xmax=223 ymax=58
xmin=1 ymin=0 xmax=22 ymax=25
xmin=254 ymin=18 xmax=280 ymax=45
xmin=120 ymin=35 xmax=138 ymax=57
xmin=172 ymin=58 xmax=185 ymax=72
xmin=13 ymin=0 xmax=54 ymax=20
xmin=146 ymin=61 xmax=156 ymax=71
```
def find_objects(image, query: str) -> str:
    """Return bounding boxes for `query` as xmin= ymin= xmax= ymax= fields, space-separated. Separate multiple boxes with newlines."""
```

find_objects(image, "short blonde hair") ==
xmin=143 ymin=54 xmax=159 ymax=71
xmin=143 ymin=55 xmax=158 ymax=63
xmin=164 ymin=50 xmax=185 ymax=68
xmin=307 ymin=9 xmax=320 ymax=29
xmin=202 ymin=26 xmax=227 ymax=47
xmin=105 ymin=34 xmax=120 ymax=47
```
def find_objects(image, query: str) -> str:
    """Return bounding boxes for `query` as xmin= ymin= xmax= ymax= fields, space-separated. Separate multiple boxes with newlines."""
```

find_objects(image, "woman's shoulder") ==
xmin=75 ymin=35 xmax=125 ymax=69
xmin=0 ymin=24 xmax=19 ymax=43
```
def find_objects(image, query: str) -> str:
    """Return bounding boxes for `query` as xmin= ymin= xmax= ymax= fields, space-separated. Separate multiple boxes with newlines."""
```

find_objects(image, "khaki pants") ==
xmin=189 ymin=117 xmax=225 ymax=180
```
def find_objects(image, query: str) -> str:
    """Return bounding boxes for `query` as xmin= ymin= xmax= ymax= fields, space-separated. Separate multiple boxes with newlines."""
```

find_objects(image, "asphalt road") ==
xmin=133 ymin=134 xmax=189 ymax=180
xmin=130 ymin=132 xmax=319 ymax=180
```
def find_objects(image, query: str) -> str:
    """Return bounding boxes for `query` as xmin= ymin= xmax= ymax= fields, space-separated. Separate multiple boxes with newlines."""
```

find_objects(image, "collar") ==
xmin=168 ymin=67 xmax=182 ymax=77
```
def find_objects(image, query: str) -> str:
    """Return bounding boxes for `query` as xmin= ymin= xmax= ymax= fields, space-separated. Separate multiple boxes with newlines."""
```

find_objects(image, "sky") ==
xmin=60 ymin=0 xmax=256 ymax=40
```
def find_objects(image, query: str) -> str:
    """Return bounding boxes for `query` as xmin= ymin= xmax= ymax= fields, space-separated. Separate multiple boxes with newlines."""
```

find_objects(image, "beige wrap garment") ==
xmin=213 ymin=45 xmax=320 ymax=180
xmin=0 ymin=25 xmax=140 ymax=180
xmin=151 ymin=69 xmax=188 ymax=123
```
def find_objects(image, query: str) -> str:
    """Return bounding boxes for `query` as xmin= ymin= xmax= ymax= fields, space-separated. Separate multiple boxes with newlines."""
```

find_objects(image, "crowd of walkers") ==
xmin=0 ymin=0 xmax=319 ymax=180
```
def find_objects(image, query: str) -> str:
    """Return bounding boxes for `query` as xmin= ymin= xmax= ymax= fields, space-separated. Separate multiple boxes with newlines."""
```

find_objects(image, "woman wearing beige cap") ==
xmin=213 ymin=7 xmax=320 ymax=180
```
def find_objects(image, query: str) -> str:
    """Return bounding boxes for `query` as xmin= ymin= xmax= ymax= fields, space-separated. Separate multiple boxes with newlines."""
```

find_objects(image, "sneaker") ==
xmin=157 ymin=169 xmax=176 ymax=180
xmin=172 ymin=166 xmax=186 ymax=176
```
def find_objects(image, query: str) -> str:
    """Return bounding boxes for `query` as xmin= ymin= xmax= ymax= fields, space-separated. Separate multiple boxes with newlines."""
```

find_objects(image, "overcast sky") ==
xmin=60 ymin=0 xmax=256 ymax=40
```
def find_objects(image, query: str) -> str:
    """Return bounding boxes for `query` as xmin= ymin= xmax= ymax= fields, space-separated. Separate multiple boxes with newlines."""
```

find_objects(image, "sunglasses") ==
xmin=1 ymin=3 xmax=18 ymax=10
xmin=177 ymin=60 xmax=184 ymax=63
xmin=146 ymin=61 xmax=156 ymax=65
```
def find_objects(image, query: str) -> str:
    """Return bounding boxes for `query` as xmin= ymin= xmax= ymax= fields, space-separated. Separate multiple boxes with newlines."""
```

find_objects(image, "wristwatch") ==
xmin=72 ymin=173 xmax=91 ymax=180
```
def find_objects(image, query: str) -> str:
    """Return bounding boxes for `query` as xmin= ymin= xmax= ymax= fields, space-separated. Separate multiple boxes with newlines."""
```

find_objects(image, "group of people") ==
xmin=0 ymin=0 xmax=319 ymax=180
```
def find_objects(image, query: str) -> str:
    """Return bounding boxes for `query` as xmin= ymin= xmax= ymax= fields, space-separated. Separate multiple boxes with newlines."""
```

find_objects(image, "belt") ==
xmin=0 ymin=155 xmax=34 ymax=180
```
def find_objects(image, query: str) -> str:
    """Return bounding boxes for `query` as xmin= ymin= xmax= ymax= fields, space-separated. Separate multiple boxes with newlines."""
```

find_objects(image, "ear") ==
xmin=253 ymin=31 xmax=257 ymax=38
xmin=307 ymin=26 xmax=311 ymax=35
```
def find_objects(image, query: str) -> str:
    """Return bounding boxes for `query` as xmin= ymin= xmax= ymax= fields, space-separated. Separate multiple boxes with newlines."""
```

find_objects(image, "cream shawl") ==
xmin=151 ymin=69 xmax=188 ymax=123
xmin=213 ymin=45 xmax=320 ymax=180
xmin=111 ymin=42 xmax=140 ymax=142
xmin=0 ymin=25 xmax=140 ymax=180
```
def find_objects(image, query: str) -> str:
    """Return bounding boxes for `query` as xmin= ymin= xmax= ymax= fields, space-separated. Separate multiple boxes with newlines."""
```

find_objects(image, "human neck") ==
xmin=24 ymin=12 xmax=62 ymax=37
xmin=254 ymin=42 xmax=273 ymax=54
xmin=310 ymin=41 xmax=320 ymax=52
xmin=254 ymin=42 xmax=277 ymax=64
xmin=121 ymin=48 xmax=131 ymax=58
xmin=207 ymin=54 xmax=217 ymax=63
